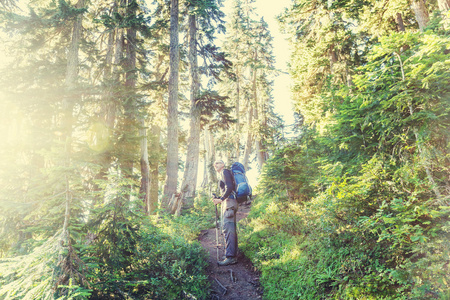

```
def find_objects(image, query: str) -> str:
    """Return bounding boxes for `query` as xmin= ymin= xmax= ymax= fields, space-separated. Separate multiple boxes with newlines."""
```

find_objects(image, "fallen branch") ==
xmin=214 ymin=277 xmax=227 ymax=296
xmin=229 ymin=269 xmax=236 ymax=283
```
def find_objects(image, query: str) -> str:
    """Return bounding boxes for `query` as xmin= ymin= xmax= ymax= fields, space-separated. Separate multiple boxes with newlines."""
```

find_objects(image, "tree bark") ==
xmin=396 ymin=12 xmax=406 ymax=32
xmin=234 ymin=66 xmax=241 ymax=161
xmin=438 ymin=0 xmax=450 ymax=11
xmin=61 ymin=0 xmax=83 ymax=244
xmin=251 ymin=58 xmax=267 ymax=171
xmin=56 ymin=0 xmax=83 ymax=293
xmin=149 ymin=124 xmax=161 ymax=214
xmin=202 ymin=128 xmax=211 ymax=187
xmin=438 ymin=0 xmax=450 ymax=29
xmin=139 ymin=119 xmax=150 ymax=213
xmin=92 ymin=10 xmax=118 ymax=209
xmin=329 ymin=44 xmax=338 ymax=74
xmin=180 ymin=13 xmax=201 ymax=208
xmin=209 ymin=129 xmax=217 ymax=184
xmin=411 ymin=0 xmax=429 ymax=31
xmin=122 ymin=0 xmax=138 ymax=201
xmin=243 ymin=105 xmax=253 ymax=171
xmin=164 ymin=0 xmax=180 ymax=202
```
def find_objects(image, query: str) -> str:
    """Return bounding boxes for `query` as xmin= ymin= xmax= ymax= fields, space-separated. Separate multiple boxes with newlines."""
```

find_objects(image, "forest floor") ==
xmin=198 ymin=201 xmax=263 ymax=300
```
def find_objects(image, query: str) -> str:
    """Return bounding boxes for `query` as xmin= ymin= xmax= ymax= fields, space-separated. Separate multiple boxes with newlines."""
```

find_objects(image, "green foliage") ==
xmin=155 ymin=192 xmax=217 ymax=241
xmin=0 ymin=233 xmax=60 ymax=299
xmin=82 ymin=194 xmax=211 ymax=299
xmin=258 ymin=128 xmax=322 ymax=202
xmin=240 ymin=18 xmax=450 ymax=300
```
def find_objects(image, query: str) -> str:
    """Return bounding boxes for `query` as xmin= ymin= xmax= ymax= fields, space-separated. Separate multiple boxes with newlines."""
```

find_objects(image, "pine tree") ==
xmin=180 ymin=0 xmax=226 ymax=207
xmin=164 ymin=0 xmax=180 ymax=202
xmin=220 ymin=0 xmax=278 ymax=171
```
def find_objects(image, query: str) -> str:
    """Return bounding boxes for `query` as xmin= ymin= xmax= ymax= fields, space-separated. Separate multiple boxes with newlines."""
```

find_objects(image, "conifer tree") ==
xmin=180 ymin=9 xmax=201 ymax=205
xmin=164 ymin=0 xmax=180 ymax=202
xmin=180 ymin=0 xmax=226 ymax=206
xmin=220 ymin=0 xmax=278 ymax=171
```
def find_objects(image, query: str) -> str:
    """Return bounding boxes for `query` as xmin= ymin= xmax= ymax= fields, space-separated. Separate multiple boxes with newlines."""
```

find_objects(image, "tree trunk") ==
xmin=329 ymin=44 xmax=338 ymax=74
xmin=180 ymin=13 xmax=201 ymax=208
xmin=164 ymin=0 xmax=180 ymax=202
xmin=202 ymin=128 xmax=211 ymax=187
xmin=345 ymin=65 xmax=354 ymax=87
xmin=56 ymin=0 xmax=83 ymax=294
xmin=61 ymin=0 xmax=83 ymax=244
xmin=92 ymin=13 xmax=117 ymax=209
xmin=149 ymin=124 xmax=161 ymax=214
xmin=235 ymin=66 xmax=241 ymax=161
xmin=438 ymin=0 xmax=450 ymax=11
xmin=209 ymin=129 xmax=217 ymax=184
xmin=243 ymin=105 xmax=253 ymax=171
xmin=225 ymin=131 xmax=230 ymax=164
xmin=122 ymin=0 xmax=138 ymax=201
xmin=139 ymin=119 xmax=150 ymax=213
xmin=251 ymin=59 xmax=267 ymax=171
xmin=396 ymin=12 xmax=406 ymax=32
xmin=411 ymin=0 xmax=429 ymax=31
xmin=438 ymin=0 xmax=450 ymax=29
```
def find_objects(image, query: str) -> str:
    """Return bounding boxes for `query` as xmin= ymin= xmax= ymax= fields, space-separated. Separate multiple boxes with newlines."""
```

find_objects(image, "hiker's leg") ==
xmin=222 ymin=209 xmax=237 ymax=258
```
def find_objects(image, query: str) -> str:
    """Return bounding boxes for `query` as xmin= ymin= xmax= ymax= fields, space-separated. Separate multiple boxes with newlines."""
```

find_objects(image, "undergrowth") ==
xmin=0 ymin=193 xmax=215 ymax=299
xmin=240 ymin=192 xmax=450 ymax=300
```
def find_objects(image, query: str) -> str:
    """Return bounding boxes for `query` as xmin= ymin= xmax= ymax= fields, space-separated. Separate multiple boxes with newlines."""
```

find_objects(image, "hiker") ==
xmin=212 ymin=159 xmax=238 ymax=266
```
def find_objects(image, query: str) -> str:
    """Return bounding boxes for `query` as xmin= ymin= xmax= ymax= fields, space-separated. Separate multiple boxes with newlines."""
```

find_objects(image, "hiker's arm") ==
xmin=220 ymin=169 xmax=234 ymax=200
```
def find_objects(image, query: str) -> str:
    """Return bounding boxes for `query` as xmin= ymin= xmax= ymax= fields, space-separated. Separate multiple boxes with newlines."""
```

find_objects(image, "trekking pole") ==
xmin=213 ymin=193 xmax=220 ymax=262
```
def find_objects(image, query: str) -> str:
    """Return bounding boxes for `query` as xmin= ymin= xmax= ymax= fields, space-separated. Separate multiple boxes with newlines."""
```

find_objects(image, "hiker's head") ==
xmin=213 ymin=160 xmax=225 ymax=172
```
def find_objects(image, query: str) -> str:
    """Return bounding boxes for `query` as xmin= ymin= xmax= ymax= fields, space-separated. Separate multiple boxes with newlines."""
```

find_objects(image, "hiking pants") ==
xmin=221 ymin=198 xmax=238 ymax=258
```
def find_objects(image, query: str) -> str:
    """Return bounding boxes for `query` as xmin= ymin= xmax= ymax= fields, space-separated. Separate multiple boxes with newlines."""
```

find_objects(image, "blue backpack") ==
xmin=231 ymin=162 xmax=252 ymax=204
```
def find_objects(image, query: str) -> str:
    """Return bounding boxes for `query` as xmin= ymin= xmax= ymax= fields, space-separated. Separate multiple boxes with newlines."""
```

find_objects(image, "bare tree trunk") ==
xmin=202 ymin=128 xmax=216 ymax=188
xmin=139 ymin=119 xmax=150 ymax=213
xmin=61 ymin=0 xmax=83 ymax=244
xmin=149 ymin=124 xmax=161 ymax=214
xmin=225 ymin=131 xmax=230 ymax=164
xmin=438 ymin=0 xmax=450 ymax=29
xmin=92 ymin=9 xmax=118 ymax=208
xmin=345 ymin=65 xmax=354 ymax=87
xmin=209 ymin=129 xmax=217 ymax=184
xmin=202 ymin=129 xmax=210 ymax=187
xmin=411 ymin=0 xmax=429 ymax=31
xmin=243 ymin=105 xmax=253 ymax=171
xmin=119 ymin=0 xmax=150 ymax=213
xmin=164 ymin=0 xmax=180 ymax=202
xmin=250 ymin=60 xmax=267 ymax=171
xmin=55 ymin=0 xmax=84 ymax=295
xmin=327 ymin=0 xmax=338 ymax=75
xmin=252 ymin=82 xmax=265 ymax=171
xmin=235 ymin=67 xmax=241 ymax=161
xmin=180 ymin=13 xmax=200 ymax=208
xmin=329 ymin=44 xmax=338 ymax=74
xmin=122 ymin=0 xmax=138 ymax=201
xmin=396 ymin=12 xmax=406 ymax=32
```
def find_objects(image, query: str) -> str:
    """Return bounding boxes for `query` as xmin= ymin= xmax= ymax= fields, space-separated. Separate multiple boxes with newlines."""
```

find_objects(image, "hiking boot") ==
xmin=218 ymin=257 xmax=238 ymax=266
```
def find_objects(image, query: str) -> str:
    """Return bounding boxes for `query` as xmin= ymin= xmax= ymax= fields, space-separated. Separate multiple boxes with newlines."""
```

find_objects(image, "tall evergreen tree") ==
xmin=220 ymin=0 xmax=278 ymax=171
xmin=180 ymin=0 xmax=226 ymax=206
xmin=164 ymin=0 xmax=180 ymax=201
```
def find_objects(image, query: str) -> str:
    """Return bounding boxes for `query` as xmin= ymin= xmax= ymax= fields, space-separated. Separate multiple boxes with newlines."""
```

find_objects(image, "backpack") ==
xmin=230 ymin=162 xmax=252 ymax=204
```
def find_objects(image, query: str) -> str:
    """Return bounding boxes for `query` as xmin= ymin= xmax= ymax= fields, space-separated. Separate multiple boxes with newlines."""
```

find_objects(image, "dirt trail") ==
xmin=198 ymin=202 xmax=263 ymax=300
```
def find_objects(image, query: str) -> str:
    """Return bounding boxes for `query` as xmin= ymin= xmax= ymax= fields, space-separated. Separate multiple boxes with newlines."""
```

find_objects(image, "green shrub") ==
xmin=82 ymin=194 xmax=213 ymax=299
